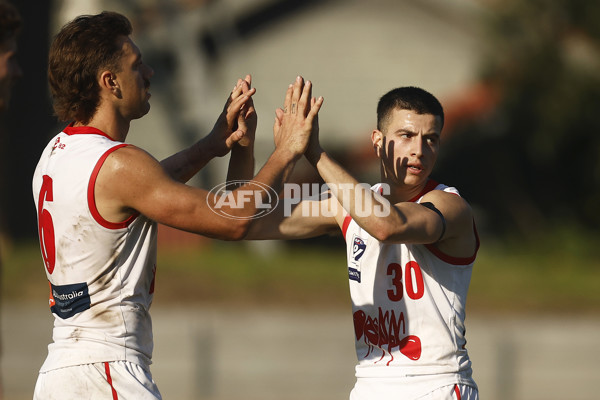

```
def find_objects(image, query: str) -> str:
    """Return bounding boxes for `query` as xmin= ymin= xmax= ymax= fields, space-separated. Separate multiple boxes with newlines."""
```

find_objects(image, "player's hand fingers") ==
xmin=243 ymin=74 xmax=252 ymax=89
xmin=282 ymin=83 xmax=293 ymax=114
xmin=298 ymin=79 xmax=312 ymax=117
xmin=225 ymin=129 xmax=245 ymax=149
xmin=275 ymin=108 xmax=284 ymax=124
xmin=227 ymin=88 xmax=256 ymax=114
xmin=273 ymin=108 xmax=283 ymax=138
xmin=223 ymin=78 xmax=244 ymax=111
xmin=305 ymin=96 xmax=324 ymax=126
xmin=290 ymin=76 xmax=304 ymax=115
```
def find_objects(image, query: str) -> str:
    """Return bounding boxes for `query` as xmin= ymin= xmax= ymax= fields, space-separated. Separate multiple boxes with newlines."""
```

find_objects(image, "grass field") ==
xmin=2 ymin=226 xmax=599 ymax=315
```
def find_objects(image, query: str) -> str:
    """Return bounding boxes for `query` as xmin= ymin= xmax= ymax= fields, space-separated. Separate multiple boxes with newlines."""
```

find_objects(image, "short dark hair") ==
xmin=48 ymin=11 xmax=132 ymax=123
xmin=0 ymin=0 xmax=21 ymax=42
xmin=377 ymin=86 xmax=444 ymax=132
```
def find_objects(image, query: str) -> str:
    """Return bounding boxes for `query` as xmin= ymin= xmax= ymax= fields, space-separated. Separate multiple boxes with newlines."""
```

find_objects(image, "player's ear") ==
xmin=99 ymin=70 xmax=121 ymax=99
xmin=372 ymin=129 xmax=384 ymax=157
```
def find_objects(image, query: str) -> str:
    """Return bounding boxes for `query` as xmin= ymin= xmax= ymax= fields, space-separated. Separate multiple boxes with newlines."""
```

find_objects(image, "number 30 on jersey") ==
xmin=387 ymin=261 xmax=425 ymax=302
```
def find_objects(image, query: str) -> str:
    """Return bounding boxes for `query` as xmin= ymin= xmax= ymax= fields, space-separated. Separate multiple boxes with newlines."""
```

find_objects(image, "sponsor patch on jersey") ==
xmin=50 ymin=282 xmax=91 ymax=319
xmin=349 ymin=234 xmax=367 ymax=282
xmin=348 ymin=267 xmax=361 ymax=282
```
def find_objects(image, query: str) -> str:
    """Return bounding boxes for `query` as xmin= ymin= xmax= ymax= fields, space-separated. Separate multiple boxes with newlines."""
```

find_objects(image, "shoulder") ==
xmin=96 ymin=145 xmax=171 ymax=201
xmin=421 ymin=188 xmax=471 ymax=217
xmin=421 ymin=188 xmax=474 ymax=239
xmin=422 ymin=189 xmax=477 ymax=257
xmin=106 ymin=144 xmax=155 ymax=161
xmin=101 ymin=145 xmax=161 ymax=175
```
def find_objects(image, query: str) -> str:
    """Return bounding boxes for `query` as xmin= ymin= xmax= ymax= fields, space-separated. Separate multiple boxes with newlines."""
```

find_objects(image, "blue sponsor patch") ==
xmin=50 ymin=282 xmax=91 ymax=319
xmin=349 ymin=267 xmax=361 ymax=282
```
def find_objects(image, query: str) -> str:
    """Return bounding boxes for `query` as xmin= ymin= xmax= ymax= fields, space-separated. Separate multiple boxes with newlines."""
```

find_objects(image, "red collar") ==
xmin=63 ymin=122 xmax=117 ymax=141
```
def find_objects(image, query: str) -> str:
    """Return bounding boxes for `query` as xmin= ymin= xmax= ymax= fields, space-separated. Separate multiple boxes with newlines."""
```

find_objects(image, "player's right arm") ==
xmin=95 ymin=145 xmax=299 ymax=240
xmin=94 ymin=77 xmax=322 ymax=241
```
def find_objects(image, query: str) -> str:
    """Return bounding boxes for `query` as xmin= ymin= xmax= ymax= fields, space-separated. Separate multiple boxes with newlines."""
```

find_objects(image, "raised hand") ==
xmin=230 ymin=75 xmax=257 ymax=147
xmin=207 ymin=76 xmax=256 ymax=157
xmin=273 ymin=76 xmax=323 ymax=158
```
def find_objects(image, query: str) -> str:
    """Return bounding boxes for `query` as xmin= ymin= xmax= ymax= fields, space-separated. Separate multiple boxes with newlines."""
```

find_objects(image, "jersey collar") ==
xmin=408 ymin=179 xmax=439 ymax=203
xmin=63 ymin=122 xmax=118 ymax=141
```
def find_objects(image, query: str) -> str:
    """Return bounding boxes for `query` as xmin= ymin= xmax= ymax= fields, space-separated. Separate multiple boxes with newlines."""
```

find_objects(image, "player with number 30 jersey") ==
xmin=344 ymin=182 xmax=478 ymax=399
xmin=246 ymin=82 xmax=481 ymax=399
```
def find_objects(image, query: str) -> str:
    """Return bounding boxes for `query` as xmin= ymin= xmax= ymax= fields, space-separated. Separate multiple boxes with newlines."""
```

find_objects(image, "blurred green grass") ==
xmin=2 ymin=227 xmax=599 ymax=315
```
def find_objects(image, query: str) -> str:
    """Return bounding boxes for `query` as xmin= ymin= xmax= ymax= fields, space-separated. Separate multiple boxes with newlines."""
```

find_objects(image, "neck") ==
xmin=380 ymin=167 xmax=429 ymax=204
xmin=76 ymin=109 xmax=130 ymax=142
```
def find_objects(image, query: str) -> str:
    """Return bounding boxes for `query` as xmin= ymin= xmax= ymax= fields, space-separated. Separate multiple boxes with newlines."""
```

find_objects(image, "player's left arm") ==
xmin=307 ymin=149 xmax=475 ymax=256
xmin=160 ymin=76 xmax=256 ymax=183
xmin=392 ymin=189 xmax=477 ymax=258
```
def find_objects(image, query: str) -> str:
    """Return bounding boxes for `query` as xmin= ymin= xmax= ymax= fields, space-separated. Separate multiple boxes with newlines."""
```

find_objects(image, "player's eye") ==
xmin=426 ymin=136 xmax=439 ymax=145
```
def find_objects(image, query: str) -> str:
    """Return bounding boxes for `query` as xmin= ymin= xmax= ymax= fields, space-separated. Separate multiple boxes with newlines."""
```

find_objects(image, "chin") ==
xmin=136 ymin=104 xmax=151 ymax=119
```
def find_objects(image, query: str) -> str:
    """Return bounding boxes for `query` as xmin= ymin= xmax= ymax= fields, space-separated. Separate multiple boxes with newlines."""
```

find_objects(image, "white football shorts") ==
xmin=33 ymin=360 xmax=161 ymax=400
xmin=350 ymin=380 xmax=478 ymax=400
xmin=417 ymin=384 xmax=478 ymax=400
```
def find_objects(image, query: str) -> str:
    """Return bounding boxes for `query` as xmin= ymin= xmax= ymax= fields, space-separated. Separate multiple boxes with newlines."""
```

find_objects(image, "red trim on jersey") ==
xmin=424 ymin=221 xmax=480 ymax=265
xmin=63 ymin=123 xmax=120 ymax=142
xmin=104 ymin=362 xmax=119 ymax=400
xmin=407 ymin=179 xmax=479 ymax=265
xmin=342 ymin=213 xmax=353 ymax=239
xmin=408 ymin=179 xmax=440 ymax=202
xmin=454 ymin=384 xmax=461 ymax=400
xmin=88 ymin=144 xmax=139 ymax=229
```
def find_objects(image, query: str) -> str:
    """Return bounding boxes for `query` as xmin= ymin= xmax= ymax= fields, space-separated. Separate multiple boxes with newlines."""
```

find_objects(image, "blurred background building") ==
xmin=3 ymin=0 xmax=599 ymax=245
xmin=1 ymin=0 xmax=490 ymax=244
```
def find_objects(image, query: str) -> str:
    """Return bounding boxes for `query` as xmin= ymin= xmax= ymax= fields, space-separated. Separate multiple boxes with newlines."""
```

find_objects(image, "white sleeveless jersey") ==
xmin=343 ymin=181 xmax=478 ymax=397
xmin=32 ymin=125 xmax=158 ymax=372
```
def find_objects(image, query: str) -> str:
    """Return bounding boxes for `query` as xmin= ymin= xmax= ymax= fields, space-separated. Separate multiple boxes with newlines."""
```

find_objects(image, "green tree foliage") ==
xmin=436 ymin=0 xmax=600 ymax=236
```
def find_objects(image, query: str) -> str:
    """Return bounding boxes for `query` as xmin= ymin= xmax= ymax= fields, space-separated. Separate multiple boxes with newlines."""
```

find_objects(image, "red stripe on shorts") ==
xmin=454 ymin=384 xmax=461 ymax=400
xmin=104 ymin=362 xmax=119 ymax=400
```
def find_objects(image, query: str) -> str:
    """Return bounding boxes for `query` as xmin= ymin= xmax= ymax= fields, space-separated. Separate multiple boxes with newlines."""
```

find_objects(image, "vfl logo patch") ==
xmin=49 ymin=282 xmax=91 ymax=319
xmin=353 ymin=237 xmax=366 ymax=262
xmin=349 ymin=235 xmax=367 ymax=282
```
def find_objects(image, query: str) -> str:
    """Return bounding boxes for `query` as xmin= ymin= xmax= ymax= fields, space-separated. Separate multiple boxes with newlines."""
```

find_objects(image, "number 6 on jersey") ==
xmin=37 ymin=174 xmax=56 ymax=274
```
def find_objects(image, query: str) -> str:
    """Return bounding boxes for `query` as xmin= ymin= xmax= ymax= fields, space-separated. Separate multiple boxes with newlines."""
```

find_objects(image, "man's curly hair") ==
xmin=48 ymin=11 xmax=132 ymax=123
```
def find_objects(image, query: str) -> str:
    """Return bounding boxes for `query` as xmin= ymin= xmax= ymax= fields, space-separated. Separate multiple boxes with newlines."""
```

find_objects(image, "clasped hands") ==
xmin=211 ymin=74 xmax=323 ymax=160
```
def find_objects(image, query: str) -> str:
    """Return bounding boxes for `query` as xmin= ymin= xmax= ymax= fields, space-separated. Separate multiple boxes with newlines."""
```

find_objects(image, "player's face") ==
xmin=373 ymin=108 xmax=442 ymax=189
xmin=0 ymin=37 xmax=22 ymax=112
xmin=114 ymin=36 xmax=154 ymax=120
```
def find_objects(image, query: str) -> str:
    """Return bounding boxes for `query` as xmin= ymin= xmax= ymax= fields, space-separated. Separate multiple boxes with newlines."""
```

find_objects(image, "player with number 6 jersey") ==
xmin=32 ymin=11 xmax=322 ymax=399
xmin=32 ymin=126 xmax=158 ymax=371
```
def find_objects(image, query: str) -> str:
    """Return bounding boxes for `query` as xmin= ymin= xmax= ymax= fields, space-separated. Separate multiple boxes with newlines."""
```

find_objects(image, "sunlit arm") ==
xmin=246 ymin=193 xmax=342 ymax=240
